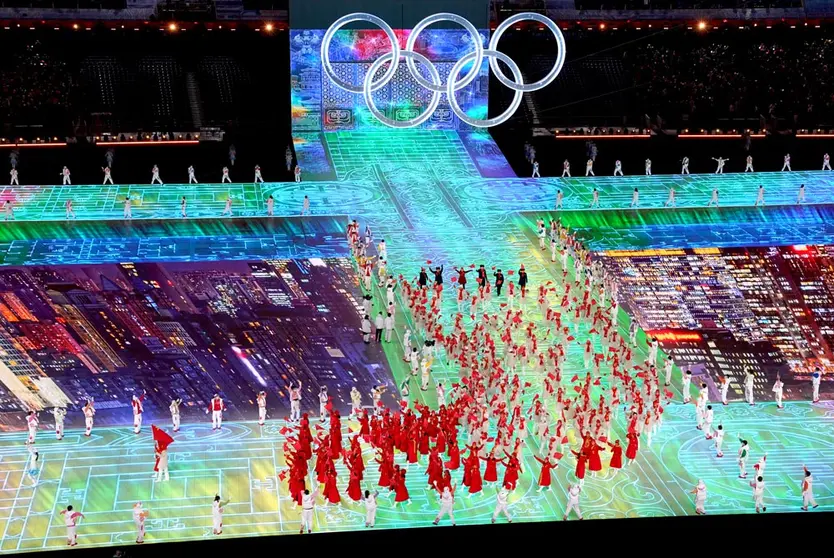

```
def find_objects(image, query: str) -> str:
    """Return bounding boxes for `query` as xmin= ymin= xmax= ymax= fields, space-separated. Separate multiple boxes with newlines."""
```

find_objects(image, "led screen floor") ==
xmin=0 ymin=130 xmax=831 ymax=552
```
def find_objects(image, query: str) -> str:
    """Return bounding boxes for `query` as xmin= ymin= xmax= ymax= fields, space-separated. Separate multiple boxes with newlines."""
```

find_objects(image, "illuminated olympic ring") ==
xmin=320 ymin=12 xmax=566 ymax=128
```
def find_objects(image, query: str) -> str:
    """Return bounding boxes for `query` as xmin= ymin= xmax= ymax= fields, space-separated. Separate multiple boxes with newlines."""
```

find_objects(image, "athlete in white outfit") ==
xmin=212 ymin=495 xmax=229 ymax=534
xmin=52 ymin=407 xmax=67 ymax=440
xmin=755 ymin=184 xmax=765 ymax=206
xmin=680 ymin=156 xmax=689 ymax=174
xmin=614 ymin=160 xmax=623 ymax=176
xmin=492 ymin=486 xmax=512 ymax=523
xmin=133 ymin=502 xmax=148 ymax=543
xmin=170 ymin=398 xmax=182 ymax=431
xmin=433 ymin=485 xmax=456 ymax=525
xmin=563 ymin=483 xmax=583 ymax=520
xmin=665 ymin=187 xmax=676 ymax=207
xmin=692 ymin=480 xmax=707 ymax=515
xmin=103 ymin=166 xmax=114 ymax=184
xmin=151 ymin=165 xmax=163 ymax=184
xmin=300 ymin=489 xmax=314 ymax=533
xmin=744 ymin=155 xmax=754 ymax=172
xmin=61 ymin=505 xmax=84 ymax=546
xmin=801 ymin=465 xmax=819 ymax=510
xmin=782 ymin=153 xmax=791 ymax=171
xmin=361 ymin=490 xmax=379 ymax=527
xmin=712 ymin=157 xmax=728 ymax=174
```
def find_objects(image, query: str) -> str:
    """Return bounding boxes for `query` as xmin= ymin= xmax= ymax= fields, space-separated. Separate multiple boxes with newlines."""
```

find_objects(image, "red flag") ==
xmin=573 ymin=386 xmax=582 ymax=393
xmin=570 ymin=374 xmax=579 ymax=383
xmin=561 ymin=436 xmax=569 ymax=444
xmin=469 ymin=264 xmax=476 ymax=269
xmin=451 ymin=276 xmax=458 ymax=283
xmin=507 ymin=270 xmax=515 ymax=276
xmin=152 ymin=425 xmax=174 ymax=452
xmin=593 ymin=378 xmax=601 ymax=386
xmin=553 ymin=451 xmax=564 ymax=460
xmin=664 ymin=390 xmax=673 ymax=399
xmin=427 ymin=260 xmax=432 ymax=264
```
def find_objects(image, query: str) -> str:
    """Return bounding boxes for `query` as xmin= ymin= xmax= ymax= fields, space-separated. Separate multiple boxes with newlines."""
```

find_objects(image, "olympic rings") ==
xmin=321 ymin=12 xmax=566 ymax=128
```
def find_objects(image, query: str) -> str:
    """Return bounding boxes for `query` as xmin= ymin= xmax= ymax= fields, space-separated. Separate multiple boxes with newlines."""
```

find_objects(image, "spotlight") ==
xmin=265 ymin=23 xmax=274 ymax=32
xmin=599 ymin=23 xmax=606 ymax=30
xmin=697 ymin=21 xmax=707 ymax=31
xmin=72 ymin=23 xmax=79 ymax=30
xmin=168 ymin=22 xmax=178 ymax=32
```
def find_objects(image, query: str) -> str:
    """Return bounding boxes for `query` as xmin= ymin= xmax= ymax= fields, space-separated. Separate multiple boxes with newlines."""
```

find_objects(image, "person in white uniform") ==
xmin=563 ymin=483 xmax=583 ymax=520
xmin=362 ymin=489 xmax=379 ymax=527
xmin=52 ymin=407 xmax=67 ymax=440
xmin=133 ymin=502 xmax=148 ymax=543
xmin=692 ymin=479 xmax=707 ymax=515
xmin=61 ymin=505 xmax=84 ymax=546
xmin=433 ymin=485 xmax=456 ymax=526
xmin=492 ymin=485 xmax=512 ymax=523
xmin=300 ymin=489 xmax=314 ymax=533
xmin=212 ymin=495 xmax=229 ymax=534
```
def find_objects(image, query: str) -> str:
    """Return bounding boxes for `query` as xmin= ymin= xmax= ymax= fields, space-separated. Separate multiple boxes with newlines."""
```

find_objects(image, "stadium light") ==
xmin=697 ymin=21 xmax=707 ymax=31
xmin=168 ymin=22 xmax=178 ymax=32
xmin=265 ymin=23 xmax=274 ymax=32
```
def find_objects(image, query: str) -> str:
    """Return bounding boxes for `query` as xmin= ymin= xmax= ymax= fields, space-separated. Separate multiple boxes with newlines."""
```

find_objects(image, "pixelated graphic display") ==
xmin=0 ymin=259 xmax=398 ymax=428
xmin=291 ymin=28 xmax=489 ymax=132
xmin=1 ymin=130 xmax=833 ymax=555
xmin=600 ymin=245 xmax=834 ymax=401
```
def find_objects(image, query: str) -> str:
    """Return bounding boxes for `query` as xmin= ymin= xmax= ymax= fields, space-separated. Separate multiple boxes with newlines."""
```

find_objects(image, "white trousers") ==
xmin=85 ymin=417 xmax=93 ymax=435
xmin=135 ymin=519 xmax=145 ymax=542
xmin=435 ymin=504 xmax=454 ymax=524
xmin=172 ymin=414 xmax=180 ymax=431
xmin=212 ymin=410 xmax=223 ymax=429
xmin=493 ymin=502 xmax=511 ymax=521
xmin=301 ymin=509 xmax=313 ymax=531
xmin=565 ymin=500 xmax=582 ymax=519
xmin=258 ymin=407 xmax=266 ymax=425
xmin=56 ymin=422 xmax=64 ymax=439
xmin=133 ymin=413 xmax=142 ymax=434
xmin=156 ymin=467 xmax=169 ymax=482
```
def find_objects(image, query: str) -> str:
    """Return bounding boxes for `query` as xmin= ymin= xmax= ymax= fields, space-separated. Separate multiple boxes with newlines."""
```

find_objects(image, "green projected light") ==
xmin=0 ymin=131 xmax=831 ymax=553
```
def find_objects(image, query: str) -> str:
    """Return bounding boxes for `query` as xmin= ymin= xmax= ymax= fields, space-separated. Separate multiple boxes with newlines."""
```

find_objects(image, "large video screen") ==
xmin=0 ymin=258 xmax=398 ymax=427
xmin=290 ymin=28 xmax=490 ymax=131
xmin=601 ymin=244 xmax=834 ymax=401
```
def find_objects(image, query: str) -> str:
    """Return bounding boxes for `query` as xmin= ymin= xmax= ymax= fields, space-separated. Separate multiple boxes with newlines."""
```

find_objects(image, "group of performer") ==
xmin=29 ymin=213 xmax=827 ymax=546
xmin=535 ymin=153 xmax=831 ymax=178
xmin=10 ymin=162 xmax=302 ymax=186
xmin=550 ymin=182 xmax=811 ymax=211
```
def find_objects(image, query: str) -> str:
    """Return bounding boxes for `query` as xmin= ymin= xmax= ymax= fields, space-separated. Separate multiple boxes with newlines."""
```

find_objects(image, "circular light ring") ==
xmin=447 ymin=49 xmax=523 ymax=128
xmin=364 ymin=51 xmax=442 ymax=129
xmin=489 ymin=12 xmax=566 ymax=93
xmin=321 ymin=13 xmax=400 ymax=94
xmin=405 ymin=12 xmax=484 ymax=93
